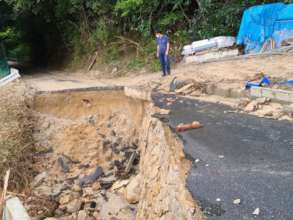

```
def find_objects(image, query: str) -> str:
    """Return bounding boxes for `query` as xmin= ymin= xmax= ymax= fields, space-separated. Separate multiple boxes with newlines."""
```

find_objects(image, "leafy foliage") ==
xmin=0 ymin=0 xmax=282 ymax=69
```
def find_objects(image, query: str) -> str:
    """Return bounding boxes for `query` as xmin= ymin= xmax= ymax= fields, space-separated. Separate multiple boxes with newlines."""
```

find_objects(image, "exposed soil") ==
xmin=22 ymin=89 xmax=202 ymax=220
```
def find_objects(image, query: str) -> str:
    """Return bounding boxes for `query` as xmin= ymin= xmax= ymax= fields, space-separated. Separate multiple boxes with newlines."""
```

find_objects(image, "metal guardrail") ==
xmin=0 ymin=68 xmax=20 ymax=87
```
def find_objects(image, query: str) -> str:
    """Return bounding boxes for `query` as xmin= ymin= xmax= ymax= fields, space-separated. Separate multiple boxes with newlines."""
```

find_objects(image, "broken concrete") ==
xmin=250 ymin=87 xmax=293 ymax=103
xmin=3 ymin=197 xmax=30 ymax=220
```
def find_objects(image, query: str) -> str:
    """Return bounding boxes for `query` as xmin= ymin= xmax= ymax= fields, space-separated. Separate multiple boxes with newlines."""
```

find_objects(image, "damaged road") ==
xmin=153 ymin=94 xmax=293 ymax=220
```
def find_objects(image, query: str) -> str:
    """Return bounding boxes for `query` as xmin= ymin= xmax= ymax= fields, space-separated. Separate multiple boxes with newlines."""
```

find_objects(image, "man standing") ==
xmin=155 ymin=30 xmax=170 ymax=76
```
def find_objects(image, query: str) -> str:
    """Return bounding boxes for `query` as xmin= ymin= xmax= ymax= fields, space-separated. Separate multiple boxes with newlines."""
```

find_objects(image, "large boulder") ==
xmin=100 ymin=192 xmax=136 ymax=220
xmin=125 ymin=175 xmax=141 ymax=204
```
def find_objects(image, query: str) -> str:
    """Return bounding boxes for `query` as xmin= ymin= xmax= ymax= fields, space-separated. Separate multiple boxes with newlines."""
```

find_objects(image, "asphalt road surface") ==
xmin=153 ymin=94 xmax=293 ymax=220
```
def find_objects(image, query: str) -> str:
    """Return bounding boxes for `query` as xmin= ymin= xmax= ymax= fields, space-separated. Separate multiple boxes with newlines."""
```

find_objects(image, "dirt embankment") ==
xmin=21 ymin=89 xmax=202 ymax=220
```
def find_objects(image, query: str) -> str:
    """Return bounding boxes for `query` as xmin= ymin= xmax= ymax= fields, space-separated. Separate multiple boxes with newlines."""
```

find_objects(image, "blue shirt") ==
xmin=156 ymin=35 xmax=169 ymax=54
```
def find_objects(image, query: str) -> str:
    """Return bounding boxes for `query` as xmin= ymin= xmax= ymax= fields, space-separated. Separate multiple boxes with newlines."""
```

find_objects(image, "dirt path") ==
xmin=24 ymin=53 xmax=293 ymax=92
xmin=23 ymin=53 xmax=293 ymax=123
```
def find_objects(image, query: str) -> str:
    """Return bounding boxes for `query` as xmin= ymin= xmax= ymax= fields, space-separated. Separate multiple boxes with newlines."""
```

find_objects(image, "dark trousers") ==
xmin=159 ymin=53 xmax=170 ymax=76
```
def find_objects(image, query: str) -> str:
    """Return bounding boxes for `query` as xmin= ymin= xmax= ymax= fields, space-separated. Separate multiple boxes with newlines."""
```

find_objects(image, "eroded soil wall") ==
xmin=32 ymin=88 xmax=202 ymax=220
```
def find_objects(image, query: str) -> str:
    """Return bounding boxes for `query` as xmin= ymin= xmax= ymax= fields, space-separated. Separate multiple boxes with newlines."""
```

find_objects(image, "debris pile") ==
xmin=169 ymin=78 xmax=207 ymax=96
xmin=237 ymin=97 xmax=293 ymax=121
xmin=25 ymin=124 xmax=140 ymax=220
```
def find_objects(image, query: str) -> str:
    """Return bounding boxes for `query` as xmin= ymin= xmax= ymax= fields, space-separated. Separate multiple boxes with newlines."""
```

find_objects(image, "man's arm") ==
xmin=157 ymin=45 xmax=159 ymax=57
xmin=166 ymin=42 xmax=170 ymax=55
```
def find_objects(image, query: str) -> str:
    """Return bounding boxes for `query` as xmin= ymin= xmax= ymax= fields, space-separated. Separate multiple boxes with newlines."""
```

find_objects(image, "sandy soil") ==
xmin=24 ymin=53 xmax=293 ymax=91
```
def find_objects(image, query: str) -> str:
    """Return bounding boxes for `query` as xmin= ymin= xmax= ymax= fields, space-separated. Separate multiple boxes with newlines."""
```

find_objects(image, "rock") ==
xmin=233 ymin=199 xmax=241 ymax=205
xmin=83 ymin=187 xmax=94 ymax=196
xmin=51 ymin=184 xmax=68 ymax=197
xmin=190 ymin=90 xmax=202 ymax=97
xmin=194 ymin=159 xmax=200 ymax=163
xmin=59 ymin=194 xmax=72 ymax=205
xmin=58 ymin=156 xmax=70 ymax=173
xmin=100 ymin=175 xmax=117 ymax=189
xmin=244 ymin=100 xmax=259 ymax=112
xmin=71 ymin=191 xmax=82 ymax=199
xmin=279 ymin=115 xmax=293 ymax=121
xmin=59 ymin=214 xmax=76 ymax=220
xmin=111 ymin=67 xmax=118 ymax=74
xmin=66 ymin=199 xmax=82 ymax=213
xmin=272 ymin=111 xmax=284 ymax=120
xmin=237 ymin=98 xmax=251 ymax=108
xmin=257 ymin=108 xmax=274 ymax=117
xmin=255 ymin=97 xmax=270 ymax=105
xmin=93 ymin=212 xmax=101 ymax=220
xmin=87 ymin=115 xmax=96 ymax=125
xmin=125 ymin=175 xmax=141 ymax=204
xmin=34 ymin=185 xmax=52 ymax=197
xmin=100 ymin=192 xmax=135 ymax=220
xmin=72 ymin=184 xmax=82 ymax=192
xmin=79 ymin=166 xmax=103 ymax=186
xmin=252 ymin=208 xmax=260 ymax=215
xmin=111 ymin=179 xmax=130 ymax=191
xmin=54 ymin=208 xmax=65 ymax=217
xmin=92 ymin=182 xmax=101 ymax=191
xmin=43 ymin=121 xmax=50 ymax=129
xmin=283 ymin=104 xmax=293 ymax=116
xmin=170 ymin=78 xmax=196 ymax=91
xmin=100 ymin=175 xmax=116 ymax=183
xmin=77 ymin=210 xmax=88 ymax=220
xmin=31 ymin=172 xmax=48 ymax=187
xmin=154 ymin=107 xmax=170 ymax=115
xmin=44 ymin=218 xmax=58 ymax=220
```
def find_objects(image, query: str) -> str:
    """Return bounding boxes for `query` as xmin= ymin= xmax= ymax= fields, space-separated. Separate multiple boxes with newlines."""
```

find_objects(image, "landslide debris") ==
xmin=25 ymin=90 xmax=202 ymax=220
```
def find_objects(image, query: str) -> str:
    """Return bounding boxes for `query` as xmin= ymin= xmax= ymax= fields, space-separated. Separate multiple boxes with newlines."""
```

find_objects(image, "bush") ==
xmin=0 ymin=82 xmax=35 ymax=192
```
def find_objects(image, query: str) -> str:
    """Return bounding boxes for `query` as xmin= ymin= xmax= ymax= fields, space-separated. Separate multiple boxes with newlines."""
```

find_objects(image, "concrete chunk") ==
xmin=250 ymin=87 xmax=293 ymax=103
xmin=3 ymin=197 xmax=30 ymax=220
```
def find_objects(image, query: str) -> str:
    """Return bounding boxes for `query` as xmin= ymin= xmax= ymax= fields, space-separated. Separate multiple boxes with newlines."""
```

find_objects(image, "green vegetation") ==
xmin=0 ymin=0 xmax=290 ymax=71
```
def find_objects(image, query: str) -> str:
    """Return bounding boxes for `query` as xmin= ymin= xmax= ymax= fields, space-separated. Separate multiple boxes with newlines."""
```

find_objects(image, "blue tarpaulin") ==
xmin=237 ymin=3 xmax=293 ymax=54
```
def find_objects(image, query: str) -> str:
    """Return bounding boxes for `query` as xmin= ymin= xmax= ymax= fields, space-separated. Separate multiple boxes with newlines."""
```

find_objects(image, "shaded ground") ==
xmin=153 ymin=94 xmax=293 ymax=220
